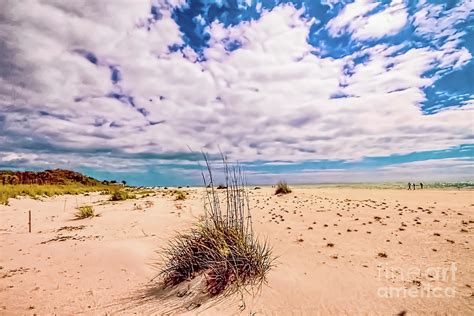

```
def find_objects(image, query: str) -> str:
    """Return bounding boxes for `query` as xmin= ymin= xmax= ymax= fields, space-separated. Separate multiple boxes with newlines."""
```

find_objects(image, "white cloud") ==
xmin=1 ymin=152 xmax=38 ymax=163
xmin=326 ymin=0 xmax=379 ymax=37
xmin=412 ymin=0 xmax=474 ymax=44
xmin=379 ymin=158 xmax=473 ymax=171
xmin=196 ymin=5 xmax=473 ymax=161
xmin=326 ymin=0 xmax=407 ymax=40
xmin=0 ymin=1 xmax=472 ymax=179
xmin=353 ymin=0 xmax=407 ymax=40
xmin=411 ymin=0 xmax=473 ymax=77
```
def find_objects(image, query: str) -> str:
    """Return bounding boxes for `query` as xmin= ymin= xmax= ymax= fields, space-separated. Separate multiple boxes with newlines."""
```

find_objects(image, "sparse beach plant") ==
xmin=275 ymin=181 xmax=291 ymax=195
xmin=174 ymin=190 xmax=187 ymax=200
xmin=75 ymin=205 xmax=94 ymax=219
xmin=110 ymin=189 xmax=135 ymax=201
xmin=158 ymin=155 xmax=274 ymax=297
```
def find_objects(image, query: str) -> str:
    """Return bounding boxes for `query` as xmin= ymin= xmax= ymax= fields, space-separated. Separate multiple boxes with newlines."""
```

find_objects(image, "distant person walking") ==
xmin=420 ymin=182 xmax=423 ymax=189
xmin=408 ymin=182 xmax=412 ymax=190
xmin=413 ymin=183 xmax=416 ymax=190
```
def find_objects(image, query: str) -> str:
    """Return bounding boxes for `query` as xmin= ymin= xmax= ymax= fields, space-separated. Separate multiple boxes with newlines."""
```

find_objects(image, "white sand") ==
xmin=1 ymin=187 xmax=473 ymax=315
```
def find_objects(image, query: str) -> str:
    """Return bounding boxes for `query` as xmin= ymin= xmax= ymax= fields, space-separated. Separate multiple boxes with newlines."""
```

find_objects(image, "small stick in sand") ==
xmin=28 ymin=210 xmax=31 ymax=233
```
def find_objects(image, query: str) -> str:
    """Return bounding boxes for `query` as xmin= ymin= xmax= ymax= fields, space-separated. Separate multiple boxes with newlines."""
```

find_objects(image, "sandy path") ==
xmin=1 ymin=187 xmax=473 ymax=315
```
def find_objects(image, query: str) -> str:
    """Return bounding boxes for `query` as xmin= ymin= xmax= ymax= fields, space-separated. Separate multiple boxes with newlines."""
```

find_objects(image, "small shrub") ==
xmin=174 ymin=190 xmax=187 ymax=200
xmin=110 ymin=189 xmax=135 ymax=201
xmin=75 ymin=205 xmax=94 ymax=219
xmin=275 ymin=181 xmax=291 ymax=195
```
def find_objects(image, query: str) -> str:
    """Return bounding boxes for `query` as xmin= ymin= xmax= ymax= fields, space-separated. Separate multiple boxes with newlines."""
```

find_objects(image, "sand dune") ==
xmin=1 ymin=187 xmax=473 ymax=315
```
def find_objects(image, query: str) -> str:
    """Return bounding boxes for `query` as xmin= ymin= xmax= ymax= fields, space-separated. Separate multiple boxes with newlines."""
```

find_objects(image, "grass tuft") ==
xmin=275 ymin=181 xmax=291 ymax=195
xmin=110 ymin=189 xmax=135 ymax=201
xmin=174 ymin=190 xmax=187 ymax=201
xmin=158 ymin=155 xmax=274 ymax=297
xmin=75 ymin=205 xmax=94 ymax=219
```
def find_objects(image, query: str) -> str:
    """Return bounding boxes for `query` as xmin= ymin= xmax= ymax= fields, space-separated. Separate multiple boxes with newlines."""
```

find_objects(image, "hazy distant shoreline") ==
xmin=177 ymin=182 xmax=474 ymax=190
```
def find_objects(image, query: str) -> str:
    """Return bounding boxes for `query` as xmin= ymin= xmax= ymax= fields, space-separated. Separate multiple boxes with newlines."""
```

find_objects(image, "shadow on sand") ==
xmin=106 ymin=275 xmax=245 ymax=315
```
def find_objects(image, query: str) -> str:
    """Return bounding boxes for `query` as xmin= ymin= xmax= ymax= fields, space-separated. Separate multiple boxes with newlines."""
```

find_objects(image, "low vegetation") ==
xmin=0 ymin=184 xmax=108 ymax=205
xmin=275 ymin=181 xmax=292 ymax=195
xmin=158 ymin=156 xmax=274 ymax=297
xmin=428 ymin=182 xmax=474 ymax=189
xmin=110 ymin=189 xmax=136 ymax=201
xmin=174 ymin=190 xmax=187 ymax=200
xmin=134 ymin=189 xmax=156 ymax=197
xmin=75 ymin=205 xmax=95 ymax=219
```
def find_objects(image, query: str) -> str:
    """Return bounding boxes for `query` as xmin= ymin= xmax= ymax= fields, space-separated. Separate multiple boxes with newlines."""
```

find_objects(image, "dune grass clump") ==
xmin=275 ymin=181 xmax=291 ymax=195
xmin=158 ymin=156 xmax=273 ymax=297
xmin=75 ymin=205 xmax=95 ymax=219
xmin=174 ymin=190 xmax=187 ymax=201
xmin=110 ymin=189 xmax=135 ymax=201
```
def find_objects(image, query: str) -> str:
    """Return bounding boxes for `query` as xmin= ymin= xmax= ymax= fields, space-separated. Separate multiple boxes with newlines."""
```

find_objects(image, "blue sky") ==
xmin=0 ymin=0 xmax=473 ymax=185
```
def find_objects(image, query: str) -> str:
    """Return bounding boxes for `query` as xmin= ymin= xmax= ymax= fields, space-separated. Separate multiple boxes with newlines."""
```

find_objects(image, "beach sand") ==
xmin=1 ymin=187 xmax=473 ymax=315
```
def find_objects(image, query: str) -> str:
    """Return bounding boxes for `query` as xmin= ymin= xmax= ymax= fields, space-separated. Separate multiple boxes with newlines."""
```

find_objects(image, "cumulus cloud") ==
xmin=197 ymin=5 xmax=472 ymax=161
xmin=327 ymin=0 xmax=407 ymax=40
xmin=0 ymin=0 xmax=472 ymax=183
xmin=326 ymin=0 xmax=379 ymax=37
xmin=353 ymin=0 xmax=408 ymax=40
